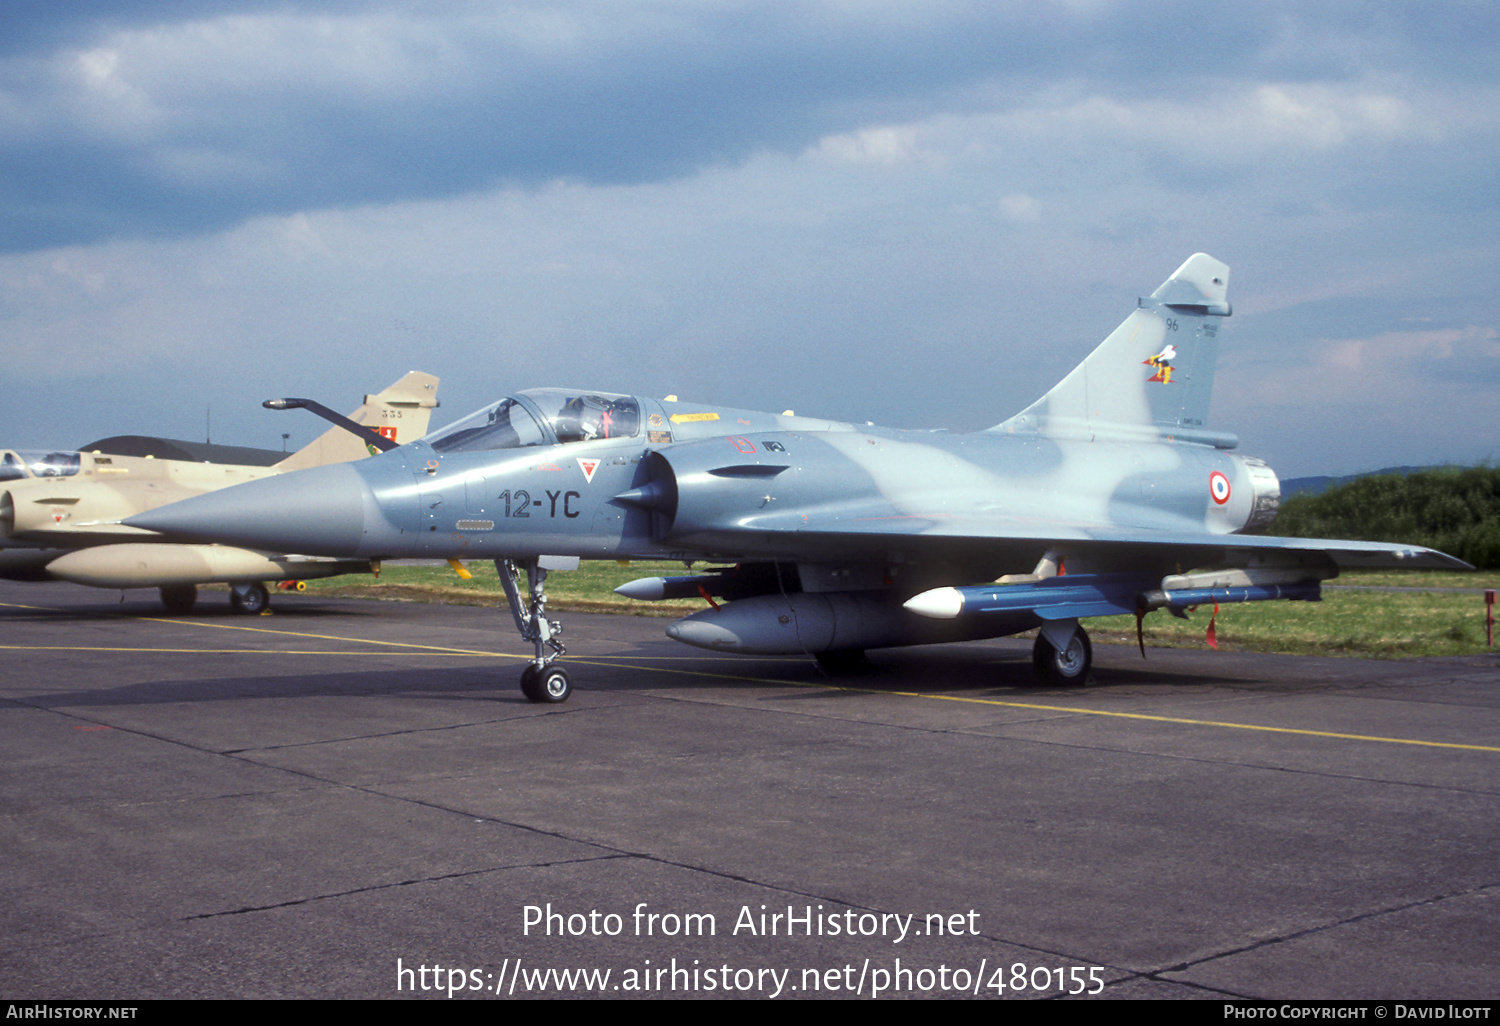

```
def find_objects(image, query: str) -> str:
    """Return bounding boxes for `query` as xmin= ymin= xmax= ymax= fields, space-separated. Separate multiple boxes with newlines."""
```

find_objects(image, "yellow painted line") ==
xmin=5 ymin=601 xmax=1493 ymax=753
xmin=130 ymin=615 xmax=505 ymax=655
xmin=558 ymin=656 xmax=1500 ymax=753
xmin=0 ymin=600 xmax=506 ymax=657
xmin=0 ymin=645 xmax=500 ymax=657
xmin=898 ymin=693 xmax=1500 ymax=752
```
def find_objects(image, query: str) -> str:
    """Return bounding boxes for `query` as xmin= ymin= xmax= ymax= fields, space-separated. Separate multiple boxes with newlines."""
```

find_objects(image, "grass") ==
xmin=1320 ymin=570 xmax=1493 ymax=590
xmin=301 ymin=558 xmax=704 ymax=615
xmin=1083 ymin=589 xmax=1494 ymax=659
xmin=299 ymin=562 xmax=1500 ymax=660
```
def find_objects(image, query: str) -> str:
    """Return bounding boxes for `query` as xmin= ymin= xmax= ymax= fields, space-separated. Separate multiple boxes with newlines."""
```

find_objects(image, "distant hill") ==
xmin=1280 ymin=466 xmax=1435 ymax=499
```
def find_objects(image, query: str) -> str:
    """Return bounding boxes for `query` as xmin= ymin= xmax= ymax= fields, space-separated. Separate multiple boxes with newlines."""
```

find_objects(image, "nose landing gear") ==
xmin=498 ymin=557 xmax=573 ymax=703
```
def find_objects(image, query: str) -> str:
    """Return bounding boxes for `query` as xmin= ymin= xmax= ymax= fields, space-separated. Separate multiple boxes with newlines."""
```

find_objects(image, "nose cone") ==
xmin=125 ymin=463 xmax=370 ymax=556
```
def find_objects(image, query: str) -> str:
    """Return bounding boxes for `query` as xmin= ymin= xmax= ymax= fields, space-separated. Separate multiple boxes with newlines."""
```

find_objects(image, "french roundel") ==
xmin=1209 ymin=471 xmax=1232 ymax=505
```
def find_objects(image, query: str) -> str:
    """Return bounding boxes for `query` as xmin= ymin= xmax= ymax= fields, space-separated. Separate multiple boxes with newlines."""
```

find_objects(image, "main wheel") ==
xmin=520 ymin=665 xmax=571 ymax=703
xmin=1032 ymin=627 xmax=1092 ymax=686
xmin=159 ymin=584 xmax=198 ymax=614
xmin=229 ymin=582 xmax=270 ymax=615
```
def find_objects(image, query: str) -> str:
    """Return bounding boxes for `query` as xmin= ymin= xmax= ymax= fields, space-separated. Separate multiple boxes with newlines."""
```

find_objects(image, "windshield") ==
xmin=427 ymin=399 xmax=546 ymax=453
xmin=521 ymin=389 xmax=640 ymax=443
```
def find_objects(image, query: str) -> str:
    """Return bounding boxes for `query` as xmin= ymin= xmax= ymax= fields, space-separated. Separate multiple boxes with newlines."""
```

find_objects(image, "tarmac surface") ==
xmin=2 ymin=578 xmax=1497 ymax=1000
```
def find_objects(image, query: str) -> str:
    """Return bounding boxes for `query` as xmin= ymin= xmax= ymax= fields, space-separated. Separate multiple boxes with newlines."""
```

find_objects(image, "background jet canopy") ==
xmin=1 ymin=450 xmax=81 ymax=480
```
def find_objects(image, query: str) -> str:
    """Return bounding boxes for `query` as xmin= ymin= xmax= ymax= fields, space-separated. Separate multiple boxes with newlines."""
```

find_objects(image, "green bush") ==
xmin=1273 ymin=466 xmax=1500 ymax=569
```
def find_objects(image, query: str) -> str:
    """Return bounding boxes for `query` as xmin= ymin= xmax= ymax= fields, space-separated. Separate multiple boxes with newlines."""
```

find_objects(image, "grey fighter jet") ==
xmin=122 ymin=255 xmax=1467 ymax=699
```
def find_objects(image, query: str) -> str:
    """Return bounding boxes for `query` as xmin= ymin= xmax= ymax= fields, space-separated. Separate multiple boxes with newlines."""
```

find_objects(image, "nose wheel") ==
xmin=498 ymin=558 xmax=572 ymax=703
xmin=520 ymin=664 xmax=573 ymax=703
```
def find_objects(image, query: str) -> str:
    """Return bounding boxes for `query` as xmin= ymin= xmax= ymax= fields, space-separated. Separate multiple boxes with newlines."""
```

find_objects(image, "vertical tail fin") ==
xmin=274 ymin=371 xmax=440 ymax=471
xmin=992 ymin=253 xmax=1236 ymax=448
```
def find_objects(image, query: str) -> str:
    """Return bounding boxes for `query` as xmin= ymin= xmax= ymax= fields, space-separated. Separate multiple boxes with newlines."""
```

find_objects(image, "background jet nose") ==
xmin=124 ymin=462 xmax=370 ymax=556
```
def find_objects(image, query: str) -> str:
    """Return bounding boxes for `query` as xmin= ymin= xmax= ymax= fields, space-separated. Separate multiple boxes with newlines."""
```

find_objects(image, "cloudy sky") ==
xmin=2 ymin=1 xmax=1496 ymax=477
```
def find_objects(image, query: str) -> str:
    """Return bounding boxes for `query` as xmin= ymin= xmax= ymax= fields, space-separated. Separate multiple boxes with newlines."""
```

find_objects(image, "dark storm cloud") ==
xmin=3 ymin=1 xmax=1492 ymax=253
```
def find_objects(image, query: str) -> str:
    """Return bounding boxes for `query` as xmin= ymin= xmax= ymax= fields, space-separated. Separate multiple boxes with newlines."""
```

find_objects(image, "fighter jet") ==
xmin=1 ymin=372 xmax=439 ymax=613
xmin=122 ymin=256 xmax=1467 ymax=698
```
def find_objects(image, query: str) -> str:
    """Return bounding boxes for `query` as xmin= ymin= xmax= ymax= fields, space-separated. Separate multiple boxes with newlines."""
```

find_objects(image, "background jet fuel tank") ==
xmin=45 ymin=543 xmax=373 ymax=589
xmin=665 ymin=590 xmax=1038 ymax=655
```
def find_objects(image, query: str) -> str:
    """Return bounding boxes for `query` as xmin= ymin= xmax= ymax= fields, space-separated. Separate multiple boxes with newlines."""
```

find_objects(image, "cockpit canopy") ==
xmin=426 ymin=390 xmax=641 ymax=454
xmin=530 ymin=389 xmax=640 ymax=443
xmin=0 ymin=450 xmax=82 ymax=481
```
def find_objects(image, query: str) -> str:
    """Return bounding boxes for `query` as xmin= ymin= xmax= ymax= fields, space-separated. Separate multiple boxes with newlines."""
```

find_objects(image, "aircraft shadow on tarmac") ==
xmin=14 ymin=661 xmax=1251 ymax=714
xmin=753 ymin=646 xmax=1251 ymax=696
xmin=12 ymin=636 xmax=1257 ymax=713
xmin=1 ymin=588 xmax=1286 ymax=711
xmin=2 ymin=593 xmax=380 ymax=623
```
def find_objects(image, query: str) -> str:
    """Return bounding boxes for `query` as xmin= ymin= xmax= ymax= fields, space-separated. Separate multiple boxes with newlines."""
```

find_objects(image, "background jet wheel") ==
xmin=159 ymin=584 xmax=198 ymax=614
xmin=1032 ymin=628 xmax=1092 ymax=686
xmin=229 ymin=582 xmax=270 ymax=615
xmin=520 ymin=665 xmax=571 ymax=704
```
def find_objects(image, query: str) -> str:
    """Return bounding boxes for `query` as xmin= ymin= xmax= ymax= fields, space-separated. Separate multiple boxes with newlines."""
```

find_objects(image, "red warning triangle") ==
xmin=577 ymin=458 xmax=601 ymax=483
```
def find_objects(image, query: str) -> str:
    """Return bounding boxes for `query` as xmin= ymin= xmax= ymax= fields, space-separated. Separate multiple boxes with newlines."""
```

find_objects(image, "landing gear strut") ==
xmin=498 ymin=558 xmax=572 ymax=703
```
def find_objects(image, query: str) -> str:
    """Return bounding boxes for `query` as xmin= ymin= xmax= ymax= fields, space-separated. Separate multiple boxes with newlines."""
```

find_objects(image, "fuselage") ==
xmin=123 ymin=387 xmax=1281 ymax=587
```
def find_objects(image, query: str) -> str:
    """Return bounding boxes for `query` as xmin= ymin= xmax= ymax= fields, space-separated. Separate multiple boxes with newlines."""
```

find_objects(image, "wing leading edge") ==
xmin=660 ymin=507 xmax=1470 ymax=574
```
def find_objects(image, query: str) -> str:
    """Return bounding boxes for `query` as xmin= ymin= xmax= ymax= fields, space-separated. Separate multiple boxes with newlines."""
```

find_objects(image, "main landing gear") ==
xmin=157 ymin=582 xmax=273 ymax=616
xmin=497 ymin=558 xmax=572 ymax=703
xmin=159 ymin=584 xmax=197 ymax=614
xmin=230 ymin=581 xmax=271 ymax=615
xmin=1031 ymin=620 xmax=1092 ymax=687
